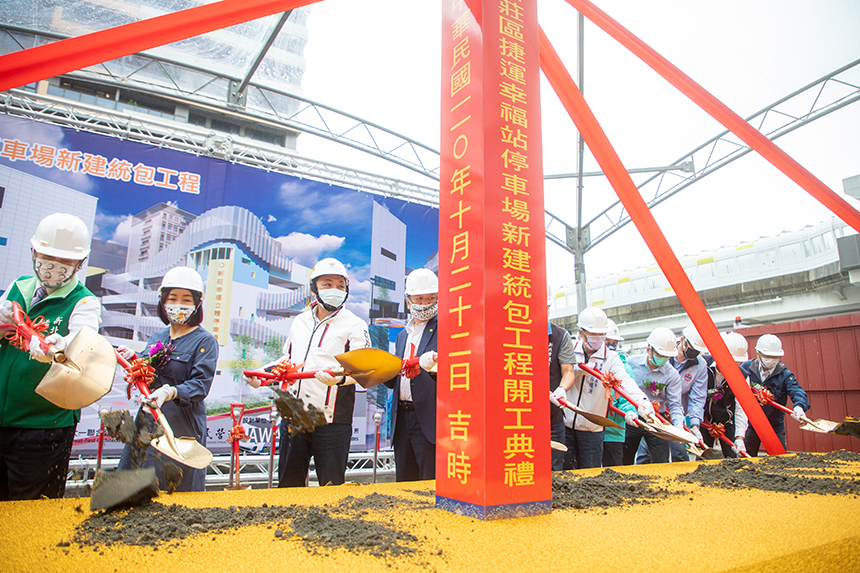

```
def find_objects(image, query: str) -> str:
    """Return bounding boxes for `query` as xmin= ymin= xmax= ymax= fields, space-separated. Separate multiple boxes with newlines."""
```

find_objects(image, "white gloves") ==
xmin=419 ymin=351 xmax=438 ymax=371
xmin=637 ymin=401 xmax=655 ymax=419
xmin=145 ymin=385 xmax=177 ymax=410
xmin=733 ymin=437 xmax=747 ymax=455
xmin=690 ymin=426 xmax=703 ymax=442
xmin=791 ymin=405 xmax=806 ymax=421
xmin=624 ymin=411 xmax=638 ymax=426
xmin=116 ymin=345 xmax=135 ymax=361
xmin=315 ymin=369 xmax=340 ymax=385
xmin=243 ymin=374 xmax=262 ymax=389
xmin=29 ymin=333 xmax=67 ymax=362
xmin=0 ymin=300 xmax=13 ymax=324
xmin=550 ymin=386 xmax=567 ymax=407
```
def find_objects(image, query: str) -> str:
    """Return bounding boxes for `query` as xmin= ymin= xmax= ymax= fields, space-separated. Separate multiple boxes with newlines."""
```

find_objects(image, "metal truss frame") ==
xmin=545 ymin=57 xmax=860 ymax=254
xmin=0 ymin=88 xmax=440 ymax=206
xmin=0 ymin=25 xmax=440 ymax=187
xmin=66 ymin=451 xmax=396 ymax=492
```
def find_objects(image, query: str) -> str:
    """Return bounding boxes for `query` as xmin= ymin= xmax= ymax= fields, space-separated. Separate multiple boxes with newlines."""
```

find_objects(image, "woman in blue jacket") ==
xmin=117 ymin=266 xmax=218 ymax=491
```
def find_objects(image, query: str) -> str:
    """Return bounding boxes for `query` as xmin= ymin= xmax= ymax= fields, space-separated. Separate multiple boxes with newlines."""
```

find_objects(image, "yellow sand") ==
xmin=1 ymin=459 xmax=858 ymax=573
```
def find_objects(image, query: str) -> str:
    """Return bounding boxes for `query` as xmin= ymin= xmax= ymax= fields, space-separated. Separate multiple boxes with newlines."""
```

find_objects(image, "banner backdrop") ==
xmin=0 ymin=113 xmax=439 ymax=456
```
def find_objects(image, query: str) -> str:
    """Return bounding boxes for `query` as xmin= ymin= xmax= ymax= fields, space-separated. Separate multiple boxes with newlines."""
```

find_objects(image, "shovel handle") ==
xmin=578 ymin=361 xmax=654 ymax=417
xmin=242 ymin=368 xmax=338 ymax=386
xmin=115 ymin=350 xmax=164 ymax=423
xmin=700 ymin=420 xmax=751 ymax=457
xmin=752 ymin=389 xmax=819 ymax=427
xmin=9 ymin=301 xmax=65 ymax=359
xmin=403 ymin=356 xmax=421 ymax=367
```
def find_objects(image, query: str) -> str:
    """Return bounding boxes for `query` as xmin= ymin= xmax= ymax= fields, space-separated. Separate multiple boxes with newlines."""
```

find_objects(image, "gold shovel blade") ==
xmin=563 ymin=403 xmax=623 ymax=429
xmin=647 ymin=418 xmax=699 ymax=443
xmin=151 ymin=435 xmax=213 ymax=469
xmin=799 ymin=418 xmax=840 ymax=434
xmin=36 ymin=326 xmax=116 ymax=410
xmin=335 ymin=347 xmax=404 ymax=389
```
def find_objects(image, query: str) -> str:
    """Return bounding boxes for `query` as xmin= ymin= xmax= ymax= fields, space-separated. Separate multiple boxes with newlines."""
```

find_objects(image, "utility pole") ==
xmin=573 ymin=11 xmax=588 ymax=316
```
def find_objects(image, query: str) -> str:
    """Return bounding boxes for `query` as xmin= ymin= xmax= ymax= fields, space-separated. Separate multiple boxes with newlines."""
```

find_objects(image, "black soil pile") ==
xmin=70 ymin=491 xmax=437 ymax=561
xmin=677 ymin=451 xmax=860 ymax=495
xmin=272 ymin=387 xmax=326 ymax=432
xmin=552 ymin=468 xmax=686 ymax=510
xmin=286 ymin=507 xmax=420 ymax=557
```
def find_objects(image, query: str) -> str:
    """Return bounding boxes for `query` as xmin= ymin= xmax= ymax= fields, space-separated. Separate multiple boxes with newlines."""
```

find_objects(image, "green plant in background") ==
xmin=230 ymin=334 xmax=258 ymax=381
xmin=264 ymin=336 xmax=284 ymax=363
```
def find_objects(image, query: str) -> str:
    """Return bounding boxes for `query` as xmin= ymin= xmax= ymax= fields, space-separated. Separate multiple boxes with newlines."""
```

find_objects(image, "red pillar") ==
xmin=437 ymin=0 xmax=551 ymax=519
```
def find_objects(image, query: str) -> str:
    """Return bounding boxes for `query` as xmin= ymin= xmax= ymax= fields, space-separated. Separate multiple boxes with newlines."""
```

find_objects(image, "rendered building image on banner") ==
xmin=0 ymin=114 xmax=439 ymax=456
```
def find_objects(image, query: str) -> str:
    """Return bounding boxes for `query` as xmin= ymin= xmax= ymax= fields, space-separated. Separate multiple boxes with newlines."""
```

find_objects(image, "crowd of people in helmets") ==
xmin=0 ymin=212 xmax=812 ymax=501
xmin=550 ymin=305 xmax=810 ymax=469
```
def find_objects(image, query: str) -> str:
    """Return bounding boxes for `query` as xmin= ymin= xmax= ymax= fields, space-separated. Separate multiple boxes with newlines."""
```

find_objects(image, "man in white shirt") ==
xmin=384 ymin=269 xmax=438 ymax=481
xmin=262 ymin=258 xmax=370 ymax=487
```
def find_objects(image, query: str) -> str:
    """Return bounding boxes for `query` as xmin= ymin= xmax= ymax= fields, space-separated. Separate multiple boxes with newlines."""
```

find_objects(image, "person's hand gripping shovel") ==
xmin=116 ymin=350 xmax=212 ymax=469
xmin=700 ymin=420 xmax=750 ymax=458
xmin=752 ymin=388 xmax=840 ymax=434
xmin=549 ymin=388 xmax=623 ymax=429
xmin=0 ymin=300 xmax=114 ymax=409
xmin=577 ymin=362 xmax=707 ymax=456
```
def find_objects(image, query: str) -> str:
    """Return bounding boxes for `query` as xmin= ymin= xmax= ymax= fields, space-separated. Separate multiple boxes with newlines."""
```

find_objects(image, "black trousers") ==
xmin=624 ymin=423 xmax=669 ymax=464
xmin=0 ymin=425 xmax=76 ymax=500
xmin=744 ymin=425 xmax=787 ymax=457
xmin=279 ymin=423 xmax=351 ymax=487
xmin=393 ymin=406 xmax=435 ymax=482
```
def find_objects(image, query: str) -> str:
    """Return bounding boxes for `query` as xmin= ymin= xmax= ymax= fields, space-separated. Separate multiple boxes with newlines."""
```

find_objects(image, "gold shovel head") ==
xmin=151 ymin=435 xmax=213 ymax=469
xmin=563 ymin=402 xmax=623 ymax=429
xmin=335 ymin=347 xmax=404 ymax=389
xmin=36 ymin=326 xmax=116 ymax=410
xmin=799 ymin=418 xmax=840 ymax=434
xmin=647 ymin=418 xmax=698 ymax=443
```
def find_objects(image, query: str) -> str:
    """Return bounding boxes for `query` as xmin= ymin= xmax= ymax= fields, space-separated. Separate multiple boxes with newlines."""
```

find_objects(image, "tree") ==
xmin=230 ymin=334 xmax=257 ymax=381
xmin=264 ymin=336 xmax=284 ymax=363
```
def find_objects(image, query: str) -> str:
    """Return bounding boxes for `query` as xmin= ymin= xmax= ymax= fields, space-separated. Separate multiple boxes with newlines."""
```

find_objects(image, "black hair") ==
xmin=157 ymin=288 xmax=204 ymax=326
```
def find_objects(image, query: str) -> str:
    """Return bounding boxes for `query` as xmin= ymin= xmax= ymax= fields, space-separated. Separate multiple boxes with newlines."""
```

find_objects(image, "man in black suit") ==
xmin=385 ymin=269 xmax=438 ymax=482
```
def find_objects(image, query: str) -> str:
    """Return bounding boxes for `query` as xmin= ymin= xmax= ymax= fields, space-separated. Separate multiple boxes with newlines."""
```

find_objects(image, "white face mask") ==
xmin=583 ymin=334 xmax=604 ymax=352
xmin=34 ymin=257 xmax=79 ymax=288
xmin=164 ymin=303 xmax=197 ymax=325
xmin=760 ymin=356 xmax=780 ymax=370
xmin=411 ymin=301 xmax=438 ymax=321
xmin=318 ymin=288 xmax=347 ymax=309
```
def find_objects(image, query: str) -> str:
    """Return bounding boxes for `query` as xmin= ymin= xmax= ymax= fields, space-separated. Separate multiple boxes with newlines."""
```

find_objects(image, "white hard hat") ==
xmin=577 ymin=307 xmax=608 ymax=334
xmin=159 ymin=266 xmax=205 ymax=297
xmin=755 ymin=333 xmax=784 ymax=357
xmin=723 ymin=332 xmax=749 ymax=363
xmin=681 ymin=324 xmax=708 ymax=353
xmin=647 ymin=327 xmax=677 ymax=357
xmin=30 ymin=213 xmax=91 ymax=260
xmin=309 ymin=257 xmax=349 ymax=283
xmin=405 ymin=269 xmax=438 ymax=296
xmin=605 ymin=318 xmax=624 ymax=342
